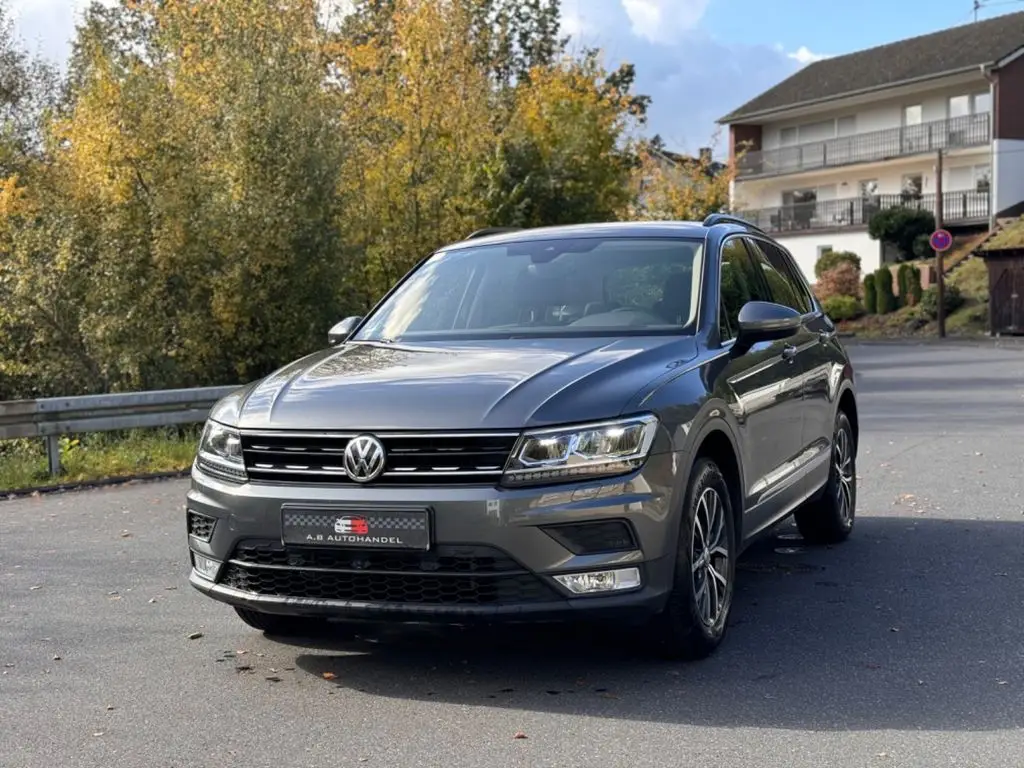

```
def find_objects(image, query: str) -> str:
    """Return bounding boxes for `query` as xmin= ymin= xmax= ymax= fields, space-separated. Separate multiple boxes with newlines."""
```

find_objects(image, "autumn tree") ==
xmin=627 ymin=140 xmax=736 ymax=222
xmin=479 ymin=50 xmax=644 ymax=228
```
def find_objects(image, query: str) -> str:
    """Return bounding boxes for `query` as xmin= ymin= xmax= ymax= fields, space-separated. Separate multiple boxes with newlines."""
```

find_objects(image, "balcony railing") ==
xmin=737 ymin=190 xmax=990 ymax=234
xmin=737 ymin=113 xmax=991 ymax=178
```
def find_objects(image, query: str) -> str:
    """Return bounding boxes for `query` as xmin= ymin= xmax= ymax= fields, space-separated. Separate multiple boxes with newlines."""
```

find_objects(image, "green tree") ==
xmin=868 ymin=206 xmax=936 ymax=262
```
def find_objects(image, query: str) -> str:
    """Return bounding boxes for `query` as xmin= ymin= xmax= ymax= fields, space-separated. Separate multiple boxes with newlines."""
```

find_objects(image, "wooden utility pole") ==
xmin=935 ymin=148 xmax=946 ymax=338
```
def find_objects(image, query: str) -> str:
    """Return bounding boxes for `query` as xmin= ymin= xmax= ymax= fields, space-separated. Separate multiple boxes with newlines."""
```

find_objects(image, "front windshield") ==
xmin=353 ymin=236 xmax=705 ymax=343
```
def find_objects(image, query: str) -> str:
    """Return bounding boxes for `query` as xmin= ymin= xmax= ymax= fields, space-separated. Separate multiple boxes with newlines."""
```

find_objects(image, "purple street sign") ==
xmin=929 ymin=229 xmax=953 ymax=252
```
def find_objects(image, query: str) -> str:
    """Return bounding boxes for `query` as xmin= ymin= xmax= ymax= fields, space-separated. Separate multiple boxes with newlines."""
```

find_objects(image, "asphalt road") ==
xmin=3 ymin=341 xmax=1024 ymax=768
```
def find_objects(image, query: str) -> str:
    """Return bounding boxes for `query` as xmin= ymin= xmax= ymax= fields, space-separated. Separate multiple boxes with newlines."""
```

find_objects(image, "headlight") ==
xmin=501 ymin=415 xmax=659 ymax=487
xmin=195 ymin=421 xmax=247 ymax=483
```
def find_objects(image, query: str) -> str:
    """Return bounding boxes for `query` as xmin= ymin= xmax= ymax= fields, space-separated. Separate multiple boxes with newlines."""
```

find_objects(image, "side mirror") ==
xmin=327 ymin=316 xmax=363 ymax=346
xmin=735 ymin=301 xmax=801 ymax=349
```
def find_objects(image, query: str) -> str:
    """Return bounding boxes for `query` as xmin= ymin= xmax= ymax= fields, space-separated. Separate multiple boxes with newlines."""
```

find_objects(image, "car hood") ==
xmin=212 ymin=336 xmax=699 ymax=431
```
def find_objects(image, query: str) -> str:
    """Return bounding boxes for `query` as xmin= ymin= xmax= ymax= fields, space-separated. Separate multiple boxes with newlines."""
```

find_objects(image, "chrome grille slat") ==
xmin=240 ymin=431 xmax=519 ymax=486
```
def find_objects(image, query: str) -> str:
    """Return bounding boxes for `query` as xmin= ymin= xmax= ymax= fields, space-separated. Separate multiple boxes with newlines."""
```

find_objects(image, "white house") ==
xmin=718 ymin=11 xmax=1024 ymax=282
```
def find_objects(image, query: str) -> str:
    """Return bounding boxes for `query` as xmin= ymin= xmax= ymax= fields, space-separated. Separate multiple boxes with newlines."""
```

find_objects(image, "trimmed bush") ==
xmin=896 ymin=263 xmax=911 ymax=305
xmin=822 ymin=295 xmax=863 ymax=321
xmin=909 ymin=265 xmax=923 ymax=306
xmin=868 ymin=206 xmax=936 ymax=262
xmin=920 ymin=284 xmax=964 ymax=320
xmin=815 ymin=262 xmax=862 ymax=301
xmin=874 ymin=266 xmax=897 ymax=314
xmin=863 ymin=273 xmax=877 ymax=314
xmin=814 ymin=250 xmax=861 ymax=279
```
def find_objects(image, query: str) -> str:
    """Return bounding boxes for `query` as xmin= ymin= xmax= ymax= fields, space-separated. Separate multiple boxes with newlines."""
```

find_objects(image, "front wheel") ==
xmin=794 ymin=410 xmax=856 ymax=545
xmin=648 ymin=457 xmax=737 ymax=661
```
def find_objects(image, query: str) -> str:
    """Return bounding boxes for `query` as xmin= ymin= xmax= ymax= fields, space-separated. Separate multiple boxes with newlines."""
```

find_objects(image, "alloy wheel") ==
xmin=691 ymin=487 xmax=730 ymax=627
xmin=834 ymin=425 xmax=854 ymax=524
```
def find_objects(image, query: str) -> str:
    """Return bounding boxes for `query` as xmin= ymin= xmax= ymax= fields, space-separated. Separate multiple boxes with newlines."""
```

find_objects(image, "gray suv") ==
xmin=186 ymin=215 xmax=858 ymax=660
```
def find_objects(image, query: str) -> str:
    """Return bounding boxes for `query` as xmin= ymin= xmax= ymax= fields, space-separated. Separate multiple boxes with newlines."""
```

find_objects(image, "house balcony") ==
xmin=737 ymin=190 xmax=990 ymax=234
xmin=737 ymin=113 xmax=991 ymax=179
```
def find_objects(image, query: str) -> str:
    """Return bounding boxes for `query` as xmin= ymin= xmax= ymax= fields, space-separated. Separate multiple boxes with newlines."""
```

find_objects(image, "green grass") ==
xmin=0 ymin=426 xmax=202 ymax=493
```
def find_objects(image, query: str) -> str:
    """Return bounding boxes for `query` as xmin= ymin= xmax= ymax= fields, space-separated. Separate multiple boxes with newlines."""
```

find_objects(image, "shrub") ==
xmin=874 ymin=266 xmax=897 ymax=314
xmin=814 ymin=250 xmax=861 ymax=279
xmin=948 ymin=257 xmax=987 ymax=300
xmin=822 ymin=295 xmax=863 ymax=321
xmin=920 ymin=283 xmax=964 ymax=320
xmin=815 ymin=262 xmax=862 ymax=301
xmin=912 ymin=233 xmax=933 ymax=260
xmin=896 ymin=263 xmax=911 ymax=305
xmin=863 ymin=273 xmax=877 ymax=314
xmin=908 ymin=265 xmax=923 ymax=306
xmin=868 ymin=206 xmax=936 ymax=262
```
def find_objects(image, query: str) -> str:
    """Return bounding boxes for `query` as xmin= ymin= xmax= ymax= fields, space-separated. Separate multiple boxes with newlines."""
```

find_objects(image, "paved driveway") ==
xmin=2 ymin=342 xmax=1024 ymax=768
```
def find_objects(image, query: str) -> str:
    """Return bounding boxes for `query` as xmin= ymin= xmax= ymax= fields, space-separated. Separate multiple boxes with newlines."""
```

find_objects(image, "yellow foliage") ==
xmin=627 ymin=144 xmax=737 ymax=222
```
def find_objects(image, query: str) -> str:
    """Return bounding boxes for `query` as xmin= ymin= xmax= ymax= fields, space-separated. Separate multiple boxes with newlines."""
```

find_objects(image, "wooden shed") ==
xmin=977 ymin=217 xmax=1024 ymax=336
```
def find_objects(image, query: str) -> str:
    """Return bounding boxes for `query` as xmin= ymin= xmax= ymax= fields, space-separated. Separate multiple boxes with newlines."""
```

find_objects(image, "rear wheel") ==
xmin=234 ymin=607 xmax=334 ymax=637
xmin=648 ymin=457 xmax=737 ymax=661
xmin=794 ymin=410 xmax=856 ymax=545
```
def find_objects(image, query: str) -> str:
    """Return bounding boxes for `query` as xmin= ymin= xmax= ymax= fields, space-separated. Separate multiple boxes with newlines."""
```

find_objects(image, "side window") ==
xmin=743 ymin=238 xmax=809 ymax=314
xmin=719 ymin=238 xmax=769 ymax=341
xmin=766 ymin=243 xmax=815 ymax=313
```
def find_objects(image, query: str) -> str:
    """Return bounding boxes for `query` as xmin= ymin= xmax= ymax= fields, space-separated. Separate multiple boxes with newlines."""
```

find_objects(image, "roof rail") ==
xmin=702 ymin=213 xmax=765 ymax=234
xmin=464 ymin=227 xmax=523 ymax=240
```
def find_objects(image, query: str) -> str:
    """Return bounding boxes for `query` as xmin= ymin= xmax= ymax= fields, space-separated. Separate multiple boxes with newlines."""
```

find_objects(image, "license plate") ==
xmin=281 ymin=505 xmax=431 ymax=550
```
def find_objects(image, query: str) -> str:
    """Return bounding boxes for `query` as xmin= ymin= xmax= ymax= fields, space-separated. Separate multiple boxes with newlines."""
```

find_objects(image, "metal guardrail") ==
xmin=0 ymin=385 xmax=240 ymax=477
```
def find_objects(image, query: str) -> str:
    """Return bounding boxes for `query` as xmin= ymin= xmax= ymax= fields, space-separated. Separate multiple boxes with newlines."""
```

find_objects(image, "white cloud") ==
xmin=787 ymin=45 xmax=831 ymax=66
xmin=620 ymin=0 xmax=710 ymax=44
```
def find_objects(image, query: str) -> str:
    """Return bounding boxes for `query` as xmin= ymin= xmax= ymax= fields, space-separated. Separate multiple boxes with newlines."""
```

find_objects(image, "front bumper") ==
xmin=186 ymin=453 xmax=683 ymax=626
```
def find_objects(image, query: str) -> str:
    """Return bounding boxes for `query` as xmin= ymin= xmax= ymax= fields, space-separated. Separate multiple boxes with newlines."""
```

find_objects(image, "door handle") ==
xmin=781 ymin=345 xmax=798 ymax=361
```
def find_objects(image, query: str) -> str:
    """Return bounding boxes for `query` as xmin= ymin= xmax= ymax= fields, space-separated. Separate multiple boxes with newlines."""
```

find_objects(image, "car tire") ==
xmin=648 ymin=457 xmax=737 ymax=661
xmin=794 ymin=410 xmax=856 ymax=545
xmin=233 ymin=607 xmax=333 ymax=637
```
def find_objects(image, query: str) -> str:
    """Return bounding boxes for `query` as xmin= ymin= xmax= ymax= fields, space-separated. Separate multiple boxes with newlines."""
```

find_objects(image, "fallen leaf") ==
xmin=265 ymin=676 xmax=282 ymax=683
xmin=187 ymin=632 xmax=203 ymax=640
xmin=236 ymin=650 xmax=249 ymax=655
xmin=119 ymin=531 xmax=132 ymax=538
xmin=889 ymin=627 xmax=900 ymax=633
xmin=164 ymin=586 xmax=177 ymax=591
xmin=322 ymin=672 xmax=337 ymax=680
xmin=3 ymin=663 xmax=13 ymax=669
xmin=269 ymin=667 xmax=278 ymax=673
xmin=52 ymin=654 xmax=62 ymax=661
xmin=513 ymin=731 xmax=527 ymax=740
xmin=997 ymin=680 xmax=1008 ymax=685
xmin=92 ymin=732 xmax=104 ymax=737
xmin=148 ymin=598 xmax=158 ymax=604
xmin=106 ymin=706 xmax=115 ymax=711
xmin=29 ymin=585 xmax=42 ymax=591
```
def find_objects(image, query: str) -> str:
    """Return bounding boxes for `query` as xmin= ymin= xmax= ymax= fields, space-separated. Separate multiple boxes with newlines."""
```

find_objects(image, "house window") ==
xmin=817 ymin=245 xmax=833 ymax=259
xmin=859 ymin=179 xmax=879 ymax=197
xmin=973 ymin=92 xmax=992 ymax=113
xmin=837 ymin=116 xmax=857 ymax=136
xmin=782 ymin=188 xmax=818 ymax=229
xmin=901 ymin=174 xmax=923 ymax=199
xmin=903 ymin=104 xmax=923 ymax=125
xmin=948 ymin=95 xmax=971 ymax=119
xmin=780 ymin=127 xmax=798 ymax=146
xmin=975 ymin=164 xmax=991 ymax=192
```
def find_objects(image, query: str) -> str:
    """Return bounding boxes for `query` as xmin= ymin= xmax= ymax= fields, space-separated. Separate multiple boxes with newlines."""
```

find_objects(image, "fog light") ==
xmin=553 ymin=567 xmax=641 ymax=595
xmin=192 ymin=552 xmax=221 ymax=581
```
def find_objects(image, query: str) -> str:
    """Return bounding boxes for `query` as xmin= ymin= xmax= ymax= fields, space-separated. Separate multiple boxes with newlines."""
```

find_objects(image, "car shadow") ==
xmin=277 ymin=516 xmax=1024 ymax=733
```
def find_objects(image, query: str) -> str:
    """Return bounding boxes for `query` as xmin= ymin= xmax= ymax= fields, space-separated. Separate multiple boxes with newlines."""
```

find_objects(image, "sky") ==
xmin=9 ymin=0 xmax=1024 ymax=156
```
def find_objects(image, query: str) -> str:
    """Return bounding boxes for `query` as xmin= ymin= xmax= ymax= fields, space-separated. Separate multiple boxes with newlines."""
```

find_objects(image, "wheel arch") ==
xmin=836 ymin=384 xmax=859 ymax=452
xmin=683 ymin=418 xmax=745 ymax=545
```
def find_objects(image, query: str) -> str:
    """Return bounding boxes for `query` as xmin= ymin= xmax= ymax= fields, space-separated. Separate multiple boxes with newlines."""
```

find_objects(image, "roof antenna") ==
xmin=973 ymin=0 xmax=981 ymax=22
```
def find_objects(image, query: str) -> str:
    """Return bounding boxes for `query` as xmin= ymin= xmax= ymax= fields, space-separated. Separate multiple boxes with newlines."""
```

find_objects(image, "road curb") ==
xmin=2 ymin=469 xmax=190 ymax=501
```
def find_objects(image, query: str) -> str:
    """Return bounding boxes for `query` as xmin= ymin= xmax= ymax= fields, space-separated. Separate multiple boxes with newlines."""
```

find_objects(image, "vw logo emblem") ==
xmin=343 ymin=434 xmax=386 ymax=483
